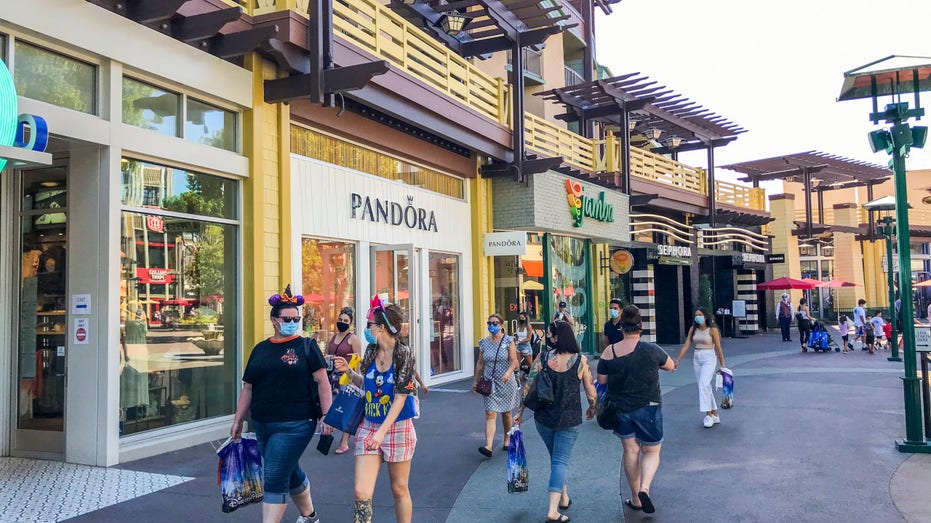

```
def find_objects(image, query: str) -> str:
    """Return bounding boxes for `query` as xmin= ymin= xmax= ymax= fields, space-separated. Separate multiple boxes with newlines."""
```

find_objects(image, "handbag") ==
xmin=523 ymin=351 xmax=555 ymax=411
xmin=322 ymin=385 xmax=365 ymax=435
xmin=476 ymin=337 xmax=505 ymax=397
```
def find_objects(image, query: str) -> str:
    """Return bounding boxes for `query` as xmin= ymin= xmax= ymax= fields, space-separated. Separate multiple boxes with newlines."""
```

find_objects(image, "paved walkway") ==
xmin=2 ymin=332 xmax=927 ymax=522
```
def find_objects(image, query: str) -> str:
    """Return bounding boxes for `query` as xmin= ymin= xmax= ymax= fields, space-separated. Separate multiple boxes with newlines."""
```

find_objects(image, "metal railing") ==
xmin=507 ymin=48 xmax=543 ymax=79
xmin=564 ymin=66 xmax=585 ymax=87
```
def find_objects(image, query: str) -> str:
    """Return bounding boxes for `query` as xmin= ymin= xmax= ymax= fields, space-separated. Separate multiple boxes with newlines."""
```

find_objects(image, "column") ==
xmin=736 ymin=270 xmax=759 ymax=334
xmin=631 ymin=265 xmax=656 ymax=343
xmin=768 ymin=194 xmax=802 ymax=302
xmin=832 ymin=203 xmax=867 ymax=311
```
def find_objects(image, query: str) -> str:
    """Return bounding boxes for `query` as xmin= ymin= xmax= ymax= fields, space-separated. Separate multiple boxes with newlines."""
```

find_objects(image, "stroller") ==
xmin=808 ymin=320 xmax=840 ymax=352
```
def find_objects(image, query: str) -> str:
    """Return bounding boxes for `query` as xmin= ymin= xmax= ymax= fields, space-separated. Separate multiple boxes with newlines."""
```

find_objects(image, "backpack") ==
xmin=530 ymin=329 xmax=542 ymax=359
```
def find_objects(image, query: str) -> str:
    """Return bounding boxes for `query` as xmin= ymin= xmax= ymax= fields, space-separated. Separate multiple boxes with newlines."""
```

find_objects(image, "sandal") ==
xmin=545 ymin=515 xmax=570 ymax=522
xmin=638 ymin=491 xmax=655 ymax=514
xmin=558 ymin=497 xmax=571 ymax=510
xmin=334 ymin=445 xmax=350 ymax=455
xmin=624 ymin=499 xmax=642 ymax=511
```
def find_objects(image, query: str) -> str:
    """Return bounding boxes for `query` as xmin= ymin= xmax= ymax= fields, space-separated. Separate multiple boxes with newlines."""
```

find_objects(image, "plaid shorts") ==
xmin=354 ymin=418 xmax=416 ymax=462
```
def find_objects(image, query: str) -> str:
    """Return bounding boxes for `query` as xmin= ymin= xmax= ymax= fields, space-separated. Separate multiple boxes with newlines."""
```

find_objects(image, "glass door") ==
xmin=371 ymin=244 xmax=416 ymax=356
xmin=15 ymin=165 xmax=68 ymax=456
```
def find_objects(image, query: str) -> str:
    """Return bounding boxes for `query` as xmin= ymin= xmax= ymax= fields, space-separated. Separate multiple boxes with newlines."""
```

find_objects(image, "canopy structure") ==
xmin=722 ymin=151 xmax=891 ymax=239
xmin=838 ymin=56 xmax=931 ymax=102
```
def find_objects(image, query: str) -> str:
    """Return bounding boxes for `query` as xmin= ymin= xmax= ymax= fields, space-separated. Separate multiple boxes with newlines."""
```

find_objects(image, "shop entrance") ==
xmin=13 ymin=164 xmax=68 ymax=458
xmin=371 ymin=244 xmax=417 ymax=356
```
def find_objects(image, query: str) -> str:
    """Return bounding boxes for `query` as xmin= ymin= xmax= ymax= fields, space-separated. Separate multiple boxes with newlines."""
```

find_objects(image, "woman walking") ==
xmin=674 ymin=307 xmax=726 ymax=428
xmin=597 ymin=305 xmax=675 ymax=515
xmin=333 ymin=298 xmax=418 ymax=523
xmin=515 ymin=321 xmax=597 ymax=523
xmin=326 ymin=306 xmax=362 ymax=454
xmin=797 ymin=298 xmax=812 ymax=351
xmin=473 ymin=313 xmax=519 ymax=457
xmin=231 ymin=285 xmax=333 ymax=523
xmin=514 ymin=312 xmax=535 ymax=376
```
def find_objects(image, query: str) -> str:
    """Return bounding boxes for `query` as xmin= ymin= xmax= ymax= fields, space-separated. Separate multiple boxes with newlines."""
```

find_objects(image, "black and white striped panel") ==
xmin=736 ymin=270 xmax=758 ymax=334
xmin=631 ymin=265 xmax=656 ymax=342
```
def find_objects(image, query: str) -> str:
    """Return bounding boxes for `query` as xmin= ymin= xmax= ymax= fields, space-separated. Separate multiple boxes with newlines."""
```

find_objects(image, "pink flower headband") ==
xmin=269 ymin=284 xmax=305 ymax=307
xmin=366 ymin=295 xmax=398 ymax=334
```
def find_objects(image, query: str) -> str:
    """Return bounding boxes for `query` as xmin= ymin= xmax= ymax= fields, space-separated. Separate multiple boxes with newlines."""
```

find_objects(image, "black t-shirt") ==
xmin=604 ymin=319 xmax=624 ymax=345
xmin=596 ymin=341 xmax=669 ymax=413
xmin=242 ymin=336 xmax=327 ymax=422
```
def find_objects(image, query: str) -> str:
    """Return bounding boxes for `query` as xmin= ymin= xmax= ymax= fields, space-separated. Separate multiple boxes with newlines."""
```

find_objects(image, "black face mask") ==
xmin=518 ymin=319 xmax=527 ymax=324
xmin=336 ymin=321 xmax=350 ymax=333
xmin=546 ymin=337 xmax=557 ymax=348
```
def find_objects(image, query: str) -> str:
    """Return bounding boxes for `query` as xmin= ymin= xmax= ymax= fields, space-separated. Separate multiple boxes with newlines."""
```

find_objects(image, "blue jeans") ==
xmin=252 ymin=419 xmax=316 ymax=504
xmin=534 ymin=421 xmax=580 ymax=493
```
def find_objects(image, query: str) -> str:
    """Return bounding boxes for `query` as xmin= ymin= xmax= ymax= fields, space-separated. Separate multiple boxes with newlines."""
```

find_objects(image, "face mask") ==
xmin=279 ymin=321 xmax=299 ymax=336
xmin=487 ymin=324 xmax=500 ymax=335
xmin=546 ymin=337 xmax=557 ymax=348
xmin=695 ymin=316 xmax=706 ymax=325
xmin=518 ymin=318 xmax=527 ymax=324
xmin=609 ymin=309 xmax=620 ymax=319
xmin=336 ymin=321 xmax=350 ymax=333
xmin=363 ymin=328 xmax=378 ymax=345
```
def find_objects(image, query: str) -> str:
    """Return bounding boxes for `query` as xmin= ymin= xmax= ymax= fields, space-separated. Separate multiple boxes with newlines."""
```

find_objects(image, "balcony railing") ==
xmin=716 ymin=180 xmax=766 ymax=210
xmin=507 ymin=48 xmax=544 ymax=79
xmin=239 ymin=0 xmax=763 ymax=211
xmin=565 ymin=66 xmax=585 ymax=87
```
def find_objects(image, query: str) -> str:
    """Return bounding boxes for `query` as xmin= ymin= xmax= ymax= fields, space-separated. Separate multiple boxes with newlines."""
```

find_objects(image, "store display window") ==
xmin=549 ymin=235 xmax=591 ymax=351
xmin=119 ymin=159 xmax=238 ymax=436
xmin=301 ymin=238 xmax=356 ymax=343
xmin=429 ymin=252 xmax=460 ymax=376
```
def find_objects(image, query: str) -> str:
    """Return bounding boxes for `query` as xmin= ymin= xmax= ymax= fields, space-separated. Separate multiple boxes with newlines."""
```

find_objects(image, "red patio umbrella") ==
xmin=819 ymin=279 xmax=858 ymax=288
xmin=756 ymin=277 xmax=819 ymax=290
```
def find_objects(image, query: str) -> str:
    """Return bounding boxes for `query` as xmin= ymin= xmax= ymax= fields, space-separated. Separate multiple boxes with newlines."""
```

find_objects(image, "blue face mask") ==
xmin=279 ymin=321 xmax=299 ymax=336
xmin=695 ymin=316 xmax=706 ymax=325
xmin=609 ymin=309 xmax=620 ymax=319
xmin=363 ymin=327 xmax=378 ymax=345
xmin=488 ymin=324 xmax=500 ymax=335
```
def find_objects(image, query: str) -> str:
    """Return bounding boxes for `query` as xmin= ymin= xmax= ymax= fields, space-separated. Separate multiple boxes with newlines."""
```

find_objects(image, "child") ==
xmin=839 ymin=315 xmax=852 ymax=353
xmin=870 ymin=311 xmax=885 ymax=353
xmin=882 ymin=320 xmax=892 ymax=350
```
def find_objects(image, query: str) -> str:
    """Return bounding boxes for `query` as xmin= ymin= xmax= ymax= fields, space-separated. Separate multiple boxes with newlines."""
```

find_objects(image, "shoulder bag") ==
xmin=523 ymin=351 xmax=556 ymax=411
xmin=475 ymin=337 xmax=505 ymax=396
xmin=596 ymin=342 xmax=637 ymax=430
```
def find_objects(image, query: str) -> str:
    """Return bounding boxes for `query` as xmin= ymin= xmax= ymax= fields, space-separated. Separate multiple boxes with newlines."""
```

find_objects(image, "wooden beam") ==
xmin=126 ymin=0 xmax=188 ymax=24
xmin=172 ymin=7 xmax=242 ymax=42
xmin=261 ymin=38 xmax=311 ymax=74
xmin=205 ymin=24 xmax=278 ymax=59
xmin=461 ymin=36 xmax=511 ymax=56
xmin=323 ymin=61 xmax=390 ymax=92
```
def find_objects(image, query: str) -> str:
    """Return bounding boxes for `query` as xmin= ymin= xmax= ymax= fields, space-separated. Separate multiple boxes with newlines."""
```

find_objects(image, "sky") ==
xmin=595 ymin=0 xmax=931 ymax=185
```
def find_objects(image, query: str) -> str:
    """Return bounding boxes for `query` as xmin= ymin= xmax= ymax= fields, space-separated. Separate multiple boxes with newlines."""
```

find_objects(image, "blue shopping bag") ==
xmin=323 ymin=385 xmax=365 ymax=435
xmin=217 ymin=434 xmax=264 ymax=513
xmin=507 ymin=427 xmax=529 ymax=493
xmin=720 ymin=368 xmax=734 ymax=409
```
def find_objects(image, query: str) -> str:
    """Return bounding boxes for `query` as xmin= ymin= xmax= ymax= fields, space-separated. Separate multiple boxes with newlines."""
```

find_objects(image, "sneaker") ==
xmin=703 ymin=415 xmax=714 ymax=428
xmin=711 ymin=414 xmax=720 ymax=424
xmin=296 ymin=513 xmax=320 ymax=523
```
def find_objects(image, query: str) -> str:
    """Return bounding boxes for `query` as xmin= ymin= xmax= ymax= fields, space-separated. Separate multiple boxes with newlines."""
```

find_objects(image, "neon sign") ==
xmin=0 ymin=59 xmax=49 ymax=170
xmin=565 ymin=179 xmax=614 ymax=227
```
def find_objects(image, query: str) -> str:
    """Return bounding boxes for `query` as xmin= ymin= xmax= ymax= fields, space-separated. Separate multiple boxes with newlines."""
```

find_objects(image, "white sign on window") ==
xmin=483 ymin=231 xmax=528 ymax=256
xmin=916 ymin=328 xmax=931 ymax=352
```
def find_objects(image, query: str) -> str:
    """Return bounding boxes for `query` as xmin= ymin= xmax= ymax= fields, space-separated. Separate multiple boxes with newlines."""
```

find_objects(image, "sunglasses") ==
xmin=366 ymin=321 xmax=381 ymax=329
xmin=487 ymin=321 xmax=500 ymax=326
xmin=277 ymin=316 xmax=301 ymax=323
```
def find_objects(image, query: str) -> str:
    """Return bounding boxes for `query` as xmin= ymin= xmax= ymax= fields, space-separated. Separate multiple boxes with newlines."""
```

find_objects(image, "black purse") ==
xmin=476 ymin=337 xmax=505 ymax=397
xmin=524 ymin=351 xmax=555 ymax=411
xmin=596 ymin=343 xmax=634 ymax=430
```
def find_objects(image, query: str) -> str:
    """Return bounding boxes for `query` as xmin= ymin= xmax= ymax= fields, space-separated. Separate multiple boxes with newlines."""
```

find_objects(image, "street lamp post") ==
xmin=877 ymin=216 xmax=902 ymax=361
xmin=839 ymin=56 xmax=931 ymax=453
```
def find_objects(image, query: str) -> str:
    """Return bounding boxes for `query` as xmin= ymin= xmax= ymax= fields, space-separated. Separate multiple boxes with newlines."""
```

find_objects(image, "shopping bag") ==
xmin=720 ymin=368 xmax=734 ymax=409
xmin=506 ymin=427 xmax=529 ymax=493
xmin=323 ymin=384 xmax=365 ymax=435
xmin=217 ymin=433 xmax=264 ymax=513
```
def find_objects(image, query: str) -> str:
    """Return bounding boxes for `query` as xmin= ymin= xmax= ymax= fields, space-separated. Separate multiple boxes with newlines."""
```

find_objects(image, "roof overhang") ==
xmin=838 ymin=55 xmax=931 ymax=101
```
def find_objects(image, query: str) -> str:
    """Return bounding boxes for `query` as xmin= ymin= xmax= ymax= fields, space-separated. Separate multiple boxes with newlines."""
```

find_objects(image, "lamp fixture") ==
xmin=401 ymin=0 xmax=417 ymax=4
xmin=627 ymin=117 xmax=637 ymax=131
xmin=436 ymin=10 xmax=471 ymax=36
xmin=644 ymin=127 xmax=662 ymax=140
xmin=664 ymin=136 xmax=683 ymax=149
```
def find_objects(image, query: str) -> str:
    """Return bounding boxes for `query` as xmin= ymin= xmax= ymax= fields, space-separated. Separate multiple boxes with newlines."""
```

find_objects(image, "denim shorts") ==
xmin=614 ymin=404 xmax=663 ymax=445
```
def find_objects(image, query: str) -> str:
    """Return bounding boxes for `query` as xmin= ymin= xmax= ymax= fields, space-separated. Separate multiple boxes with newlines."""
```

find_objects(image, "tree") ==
xmin=188 ymin=225 xmax=225 ymax=298
xmin=699 ymin=274 xmax=714 ymax=313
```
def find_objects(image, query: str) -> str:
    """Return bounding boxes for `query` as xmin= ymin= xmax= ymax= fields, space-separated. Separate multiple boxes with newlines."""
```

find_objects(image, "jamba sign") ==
xmin=564 ymin=178 xmax=615 ymax=227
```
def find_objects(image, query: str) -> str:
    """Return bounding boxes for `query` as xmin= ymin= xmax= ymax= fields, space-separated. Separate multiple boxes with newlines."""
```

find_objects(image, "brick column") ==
xmin=832 ymin=203 xmax=867 ymax=311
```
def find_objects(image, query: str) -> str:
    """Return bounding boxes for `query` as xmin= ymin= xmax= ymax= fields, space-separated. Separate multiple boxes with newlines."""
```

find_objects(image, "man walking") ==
xmin=604 ymin=298 xmax=624 ymax=347
xmin=777 ymin=293 xmax=794 ymax=342
xmin=853 ymin=299 xmax=868 ymax=350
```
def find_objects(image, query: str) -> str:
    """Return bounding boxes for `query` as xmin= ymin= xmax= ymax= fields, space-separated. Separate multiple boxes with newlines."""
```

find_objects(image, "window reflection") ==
xmin=301 ymin=238 xmax=356 ymax=343
xmin=550 ymin=235 xmax=589 ymax=350
xmin=122 ymin=77 xmax=180 ymax=136
xmin=429 ymin=252 xmax=460 ymax=376
xmin=186 ymin=98 xmax=237 ymax=152
xmin=121 ymin=158 xmax=236 ymax=220
xmin=14 ymin=40 xmax=96 ymax=114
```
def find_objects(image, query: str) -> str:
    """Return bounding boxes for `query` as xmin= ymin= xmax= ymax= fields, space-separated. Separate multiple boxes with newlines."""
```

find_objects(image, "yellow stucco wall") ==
xmin=768 ymin=194 xmax=803 ymax=302
xmin=242 ymin=54 xmax=291 ymax=359
xmin=470 ymin=175 xmax=495 ymax=346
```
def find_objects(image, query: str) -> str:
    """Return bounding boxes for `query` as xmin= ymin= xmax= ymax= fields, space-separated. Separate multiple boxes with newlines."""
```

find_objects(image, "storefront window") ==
xmin=14 ymin=40 xmax=96 ymax=114
xmin=119 ymin=162 xmax=238 ymax=436
xmin=301 ymin=238 xmax=356 ymax=343
xmin=549 ymin=235 xmax=591 ymax=352
xmin=122 ymin=77 xmax=180 ymax=137
xmin=121 ymin=158 xmax=236 ymax=219
xmin=17 ymin=167 xmax=68 ymax=432
xmin=429 ymin=252 xmax=460 ymax=376
xmin=493 ymin=234 xmax=545 ymax=335
xmin=186 ymin=98 xmax=237 ymax=152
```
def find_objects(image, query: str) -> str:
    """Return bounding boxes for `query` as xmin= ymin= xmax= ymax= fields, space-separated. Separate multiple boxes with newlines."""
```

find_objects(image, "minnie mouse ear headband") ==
xmin=366 ymin=295 xmax=399 ymax=334
xmin=269 ymin=284 xmax=305 ymax=307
